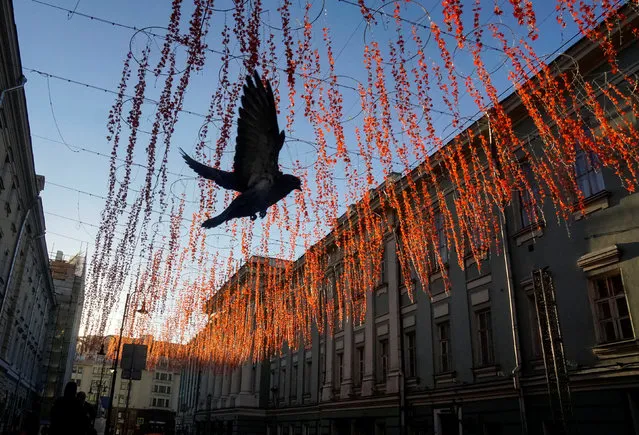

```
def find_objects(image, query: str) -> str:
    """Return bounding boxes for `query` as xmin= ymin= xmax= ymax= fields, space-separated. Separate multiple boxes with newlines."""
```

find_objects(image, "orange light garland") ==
xmin=79 ymin=0 xmax=639 ymax=370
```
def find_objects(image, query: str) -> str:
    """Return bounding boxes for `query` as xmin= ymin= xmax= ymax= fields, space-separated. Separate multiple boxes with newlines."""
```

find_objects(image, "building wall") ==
xmin=71 ymin=359 xmax=181 ymax=412
xmin=42 ymin=252 xmax=86 ymax=406
xmin=180 ymin=16 xmax=639 ymax=435
xmin=0 ymin=0 xmax=57 ymax=431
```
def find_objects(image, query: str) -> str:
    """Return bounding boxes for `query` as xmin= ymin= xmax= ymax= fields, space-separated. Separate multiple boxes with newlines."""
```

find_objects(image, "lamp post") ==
xmin=104 ymin=293 xmax=148 ymax=435
xmin=93 ymin=343 xmax=107 ymax=425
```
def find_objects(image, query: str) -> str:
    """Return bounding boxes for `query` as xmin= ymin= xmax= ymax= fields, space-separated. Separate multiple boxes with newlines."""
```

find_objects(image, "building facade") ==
xmin=72 ymin=352 xmax=181 ymax=435
xmin=0 ymin=0 xmax=57 ymax=432
xmin=180 ymin=10 xmax=639 ymax=435
xmin=42 ymin=251 xmax=86 ymax=410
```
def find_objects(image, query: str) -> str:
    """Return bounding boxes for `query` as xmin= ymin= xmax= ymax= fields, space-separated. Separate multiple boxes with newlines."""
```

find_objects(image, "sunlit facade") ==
xmin=179 ymin=15 xmax=639 ymax=435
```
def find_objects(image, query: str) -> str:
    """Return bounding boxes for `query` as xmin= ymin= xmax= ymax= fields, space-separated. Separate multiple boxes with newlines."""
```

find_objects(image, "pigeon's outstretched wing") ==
xmin=233 ymin=71 xmax=285 ymax=188
xmin=179 ymin=148 xmax=243 ymax=192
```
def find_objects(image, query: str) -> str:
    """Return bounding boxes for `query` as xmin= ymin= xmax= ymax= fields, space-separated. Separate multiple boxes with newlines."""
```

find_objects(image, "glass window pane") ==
xmin=597 ymin=302 xmax=612 ymax=320
xmin=609 ymin=274 xmax=624 ymax=295
xmin=619 ymin=318 xmax=633 ymax=339
xmin=603 ymin=321 xmax=616 ymax=342
xmin=594 ymin=278 xmax=609 ymax=299
xmin=616 ymin=297 xmax=629 ymax=317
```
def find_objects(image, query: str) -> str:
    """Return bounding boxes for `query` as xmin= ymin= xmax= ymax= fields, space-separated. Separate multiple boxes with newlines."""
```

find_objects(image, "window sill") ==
xmin=592 ymin=338 xmax=639 ymax=359
xmin=406 ymin=377 xmax=420 ymax=389
xmin=434 ymin=371 xmax=456 ymax=385
xmin=513 ymin=221 xmax=544 ymax=246
xmin=375 ymin=284 xmax=388 ymax=295
xmin=472 ymin=364 xmax=500 ymax=379
xmin=573 ymin=190 xmax=610 ymax=220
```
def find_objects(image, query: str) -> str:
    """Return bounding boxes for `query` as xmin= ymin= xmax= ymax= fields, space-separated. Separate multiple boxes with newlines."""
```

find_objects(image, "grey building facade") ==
xmin=42 ymin=251 xmax=86 ymax=413
xmin=179 ymin=10 xmax=639 ymax=435
xmin=0 ymin=0 xmax=57 ymax=432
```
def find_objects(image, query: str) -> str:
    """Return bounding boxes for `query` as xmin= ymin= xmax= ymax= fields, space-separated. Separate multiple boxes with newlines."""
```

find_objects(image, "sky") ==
xmin=12 ymin=0 xmax=593 ymax=335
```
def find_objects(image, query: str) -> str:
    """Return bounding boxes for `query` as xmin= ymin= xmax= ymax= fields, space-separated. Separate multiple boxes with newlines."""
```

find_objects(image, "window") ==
xmin=380 ymin=246 xmax=387 ymax=284
xmin=475 ymin=309 xmax=495 ymax=366
xmin=291 ymin=363 xmax=298 ymax=399
xmin=320 ymin=347 xmax=326 ymax=386
xmin=378 ymin=339 xmax=389 ymax=381
xmin=76 ymin=379 xmax=81 ymax=388
xmin=279 ymin=366 xmax=286 ymax=398
xmin=270 ymin=368 xmax=276 ymax=401
xmin=527 ymin=294 xmax=542 ymax=358
xmin=304 ymin=360 xmax=312 ymax=394
xmin=354 ymin=346 xmax=364 ymax=387
xmin=335 ymin=352 xmax=344 ymax=385
xmin=575 ymin=148 xmax=604 ymax=197
xmin=518 ymin=165 xmax=539 ymax=228
xmin=436 ymin=321 xmax=451 ymax=373
xmin=433 ymin=211 xmax=448 ymax=264
xmin=591 ymin=272 xmax=633 ymax=343
xmin=405 ymin=331 xmax=417 ymax=378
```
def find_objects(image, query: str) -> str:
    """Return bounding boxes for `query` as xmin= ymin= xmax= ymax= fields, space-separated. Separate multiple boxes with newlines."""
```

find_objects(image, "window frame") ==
xmin=474 ymin=308 xmax=495 ymax=367
xmin=575 ymin=146 xmax=605 ymax=198
xmin=435 ymin=321 xmax=452 ymax=374
xmin=588 ymin=270 xmax=633 ymax=344
xmin=377 ymin=337 xmax=389 ymax=381
xmin=354 ymin=345 xmax=364 ymax=387
xmin=404 ymin=330 xmax=417 ymax=378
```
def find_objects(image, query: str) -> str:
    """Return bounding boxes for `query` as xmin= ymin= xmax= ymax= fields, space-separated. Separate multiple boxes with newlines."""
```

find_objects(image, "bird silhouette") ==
xmin=181 ymin=71 xmax=302 ymax=229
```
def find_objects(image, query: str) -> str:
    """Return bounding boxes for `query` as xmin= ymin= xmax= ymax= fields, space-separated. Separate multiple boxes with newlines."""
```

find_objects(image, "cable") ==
xmin=45 ymin=75 xmax=78 ymax=153
xmin=44 ymin=180 xmax=307 ymax=249
xmin=32 ymin=133 xmax=188 ymax=179
xmin=23 ymin=67 xmax=210 ymax=119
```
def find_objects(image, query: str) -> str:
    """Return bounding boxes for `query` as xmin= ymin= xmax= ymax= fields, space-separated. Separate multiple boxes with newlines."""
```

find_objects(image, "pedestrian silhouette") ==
xmin=76 ymin=392 xmax=97 ymax=435
xmin=21 ymin=395 xmax=41 ymax=435
xmin=49 ymin=382 xmax=88 ymax=435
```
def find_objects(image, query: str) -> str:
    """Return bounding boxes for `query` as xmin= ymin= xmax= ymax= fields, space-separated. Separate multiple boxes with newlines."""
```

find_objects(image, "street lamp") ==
xmin=104 ymin=293 xmax=149 ymax=435
xmin=0 ymin=75 xmax=27 ymax=107
xmin=93 ymin=343 xmax=107 ymax=424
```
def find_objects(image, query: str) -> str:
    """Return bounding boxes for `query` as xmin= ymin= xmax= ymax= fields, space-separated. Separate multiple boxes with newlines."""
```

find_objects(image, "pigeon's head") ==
xmin=282 ymin=174 xmax=302 ymax=193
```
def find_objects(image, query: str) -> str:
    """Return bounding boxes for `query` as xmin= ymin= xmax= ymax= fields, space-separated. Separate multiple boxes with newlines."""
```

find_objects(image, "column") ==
xmin=362 ymin=271 xmax=376 ymax=396
xmin=340 ymin=321 xmax=353 ymax=398
xmin=321 ymin=331 xmax=334 ymax=401
xmin=221 ymin=368 xmax=231 ymax=407
xmin=213 ymin=370 xmax=223 ymax=408
xmin=386 ymin=237 xmax=401 ymax=394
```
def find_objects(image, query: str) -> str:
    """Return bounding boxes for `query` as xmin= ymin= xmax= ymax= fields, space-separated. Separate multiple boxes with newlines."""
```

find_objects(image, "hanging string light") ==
xmin=81 ymin=0 xmax=639 ymax=369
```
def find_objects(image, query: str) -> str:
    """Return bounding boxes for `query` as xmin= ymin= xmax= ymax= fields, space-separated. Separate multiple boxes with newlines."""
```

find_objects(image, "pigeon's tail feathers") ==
xmin=202 ymin=213 xmax=227 ymax=229
xmin=180 ymin=148 xmax=241 ymax=192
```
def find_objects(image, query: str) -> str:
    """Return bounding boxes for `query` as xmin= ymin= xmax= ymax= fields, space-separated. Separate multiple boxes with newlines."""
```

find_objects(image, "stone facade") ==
xmin=71 ymin=355 xmax=181 ymax=435
xmin=179 ymin=10 xmax=639 ymax=435
xmin=42 ymin=251 xmax=86 ymax=413
xmin=0 ymin=1 xmax=57 ymax=431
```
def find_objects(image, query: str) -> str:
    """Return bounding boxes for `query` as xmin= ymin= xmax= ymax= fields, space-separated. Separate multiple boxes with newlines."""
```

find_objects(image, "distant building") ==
xmin=42 ymin=251 xmax=86 ymax=414
xmin=72 ymin=337 xmax=182 ymax=435
xmin=0 ymin=0 xmax=56 ymax=431
xmin=180 ymin=8 xmax=639 ymax=435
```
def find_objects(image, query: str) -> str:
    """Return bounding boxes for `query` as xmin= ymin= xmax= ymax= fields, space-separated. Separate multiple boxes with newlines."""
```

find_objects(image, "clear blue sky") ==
xmin=13 ymin=0 xmax=587 ymax=334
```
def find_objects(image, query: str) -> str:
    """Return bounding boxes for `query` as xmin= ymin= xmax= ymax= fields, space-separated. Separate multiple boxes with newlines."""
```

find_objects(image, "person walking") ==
xmin=48 ymin=382 xmax=88 ymax=435
xmin=76 ymin=392 xmax=96 ymax=435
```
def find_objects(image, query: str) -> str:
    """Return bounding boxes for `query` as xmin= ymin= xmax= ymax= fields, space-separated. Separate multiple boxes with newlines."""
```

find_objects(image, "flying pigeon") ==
xmin=181 ymin=71 xmax=301 ymax=229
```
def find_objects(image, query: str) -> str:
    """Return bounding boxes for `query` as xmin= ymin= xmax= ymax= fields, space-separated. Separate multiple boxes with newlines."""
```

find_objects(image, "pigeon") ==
xmin=181 ymin=71 xmax=302 ymax=229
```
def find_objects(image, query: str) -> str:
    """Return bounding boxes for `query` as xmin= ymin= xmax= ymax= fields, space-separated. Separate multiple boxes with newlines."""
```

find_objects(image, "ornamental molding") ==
xmin=577 ymin=245 xmax=620 ymax=272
